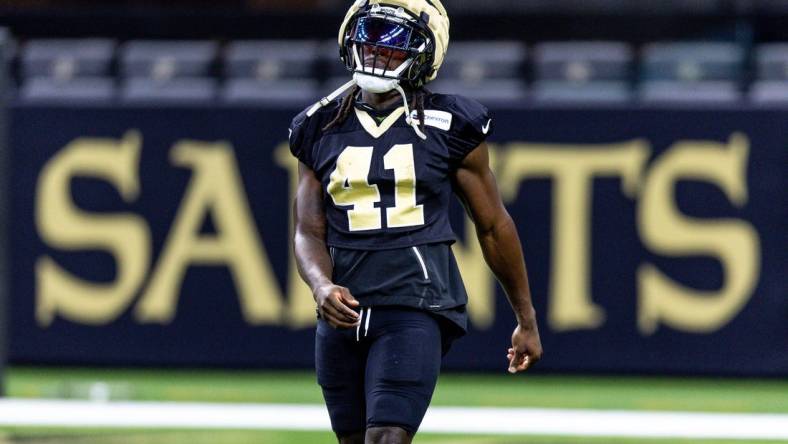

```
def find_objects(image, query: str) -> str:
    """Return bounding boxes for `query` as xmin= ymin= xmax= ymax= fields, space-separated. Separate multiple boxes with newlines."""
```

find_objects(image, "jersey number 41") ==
xmin=327 ymin=144 xmax=424 ymax=231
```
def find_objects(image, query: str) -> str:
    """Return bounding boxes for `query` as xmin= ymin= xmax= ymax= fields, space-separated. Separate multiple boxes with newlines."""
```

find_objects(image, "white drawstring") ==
xmin=395 ymin=84 xmax=427 ymax=140
xmin=356 ymin=308 xmax=363 ymax=342
xmin=355 ymin=307 xmax=373 ymax=341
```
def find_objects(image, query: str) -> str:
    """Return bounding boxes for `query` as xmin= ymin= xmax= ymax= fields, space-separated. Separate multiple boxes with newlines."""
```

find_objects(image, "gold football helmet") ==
xmin=338 ymin=0 xmax=450 ymax=88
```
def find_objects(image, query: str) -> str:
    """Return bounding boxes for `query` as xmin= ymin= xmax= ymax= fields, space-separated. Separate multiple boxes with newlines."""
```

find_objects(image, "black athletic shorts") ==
xmin=315 ymin=306 xmax=443 ymax=436
xmin=330 ymin=242 xmax=470 ymax=345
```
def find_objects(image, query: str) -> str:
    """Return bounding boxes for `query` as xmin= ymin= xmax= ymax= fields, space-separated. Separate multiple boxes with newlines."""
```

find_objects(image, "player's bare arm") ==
xmin=453 ymin=142 xmax=544 ymax=373
xmin=293 ymin=161 xmax=360 ymax=329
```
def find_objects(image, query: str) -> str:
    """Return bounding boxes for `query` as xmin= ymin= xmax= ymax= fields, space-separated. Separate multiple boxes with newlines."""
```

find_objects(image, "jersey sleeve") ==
xmin=445 ymin=95 xmax=493 ymax=164
xmin=288 ymin=109 xmax=315 ymax=169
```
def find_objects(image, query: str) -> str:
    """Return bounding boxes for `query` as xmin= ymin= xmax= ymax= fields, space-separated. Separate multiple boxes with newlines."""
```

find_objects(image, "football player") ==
xmin=289 ymin=0 xmax=543 ymax=443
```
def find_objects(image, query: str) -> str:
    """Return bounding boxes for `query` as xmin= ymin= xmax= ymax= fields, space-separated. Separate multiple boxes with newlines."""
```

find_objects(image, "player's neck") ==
xmin=359 ymin=89 xmax=405 ymax=111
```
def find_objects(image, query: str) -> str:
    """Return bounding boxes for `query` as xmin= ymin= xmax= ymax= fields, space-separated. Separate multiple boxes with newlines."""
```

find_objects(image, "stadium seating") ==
xmin=18 ymin=38 xmax=115 ymax=102
xmin=117 ymin=40 xmax=218 ymax=103
xmin=428 ymin=79 xmax=528 ymax=104
xmin=120 ymin=40 xmax=217 ymax=80
xmin=440 ymin=41 xmax=526 ymax=82
xmin=21 ymin=38 xmax=115 ymax=80
xmin=20 ymin=77 xmax=115 ymax=103
xmin=640 ymin=41 xmax=744 ymax=82
xmin=750 ymin=43 xmax=788 ymax=103
xmin=427 ymin=41 xmax=527 ymax=104
xmin=224 ymin=40 xmax=319 ymax=81
xmin=530 ymin=41 xmax=633 ymax=105
xmin=320 ymin=39 xmax=348 ymax=79
xmin=636 ymin=42 xmax=745 ymax=105
xmin=532 ymin=81 xmax=631 ymax=104
xmin=13 ymin=37 xmax=788 ymax=105
xmin=533 ymin=41 xmax=632 ymax=83
xmin=748 ymin=80 xmax=788 ymax=104
xmin=221 ymin=78 xmax=318 ymax=105
xmin=221 ymin=40 xmax=320 ymax=105
xmin=755 ymin=43 xmax=788 ymax=81
xmin=120 ymin=77 xmax=217 ymax=104
xmin=638 ymin=80 xmax=741 ymax=104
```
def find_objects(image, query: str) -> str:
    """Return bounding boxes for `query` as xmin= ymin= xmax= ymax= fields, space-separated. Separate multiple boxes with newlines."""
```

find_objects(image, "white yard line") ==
xmin=0 ymin=399 xmax=787 ymax=440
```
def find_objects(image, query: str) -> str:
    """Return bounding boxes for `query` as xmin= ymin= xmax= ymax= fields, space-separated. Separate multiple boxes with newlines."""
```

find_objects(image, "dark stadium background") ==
xmin=0 ymin=1 xmax=786 ymax=443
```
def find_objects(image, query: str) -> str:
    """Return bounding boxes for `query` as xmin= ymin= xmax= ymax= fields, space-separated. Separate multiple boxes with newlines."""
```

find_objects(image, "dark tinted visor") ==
xmin=354 ymin=17 xmax=412 ymax=49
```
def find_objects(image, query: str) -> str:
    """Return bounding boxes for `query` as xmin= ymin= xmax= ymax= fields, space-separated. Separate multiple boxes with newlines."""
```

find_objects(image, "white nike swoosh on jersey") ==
xmin=482 ymin=119 xmax=491 ymax=134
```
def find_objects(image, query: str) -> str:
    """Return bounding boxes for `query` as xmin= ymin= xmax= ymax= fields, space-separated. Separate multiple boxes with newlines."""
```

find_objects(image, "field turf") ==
xmin=2 ymin=367 xmax=787 ymax=443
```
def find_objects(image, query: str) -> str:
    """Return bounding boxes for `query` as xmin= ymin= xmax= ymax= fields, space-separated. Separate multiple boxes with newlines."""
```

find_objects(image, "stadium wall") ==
xmin=0 ymin=28 xmax=9 ymax=395
xmin=7 ymin=104 xmax=787 ymax=376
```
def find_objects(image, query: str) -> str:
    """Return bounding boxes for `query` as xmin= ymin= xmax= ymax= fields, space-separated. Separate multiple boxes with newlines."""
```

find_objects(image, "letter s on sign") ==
xmin=637 ymin=133 xmax=761 ymax=334
xmin=35 ymin=131 xmax=152 ymax=327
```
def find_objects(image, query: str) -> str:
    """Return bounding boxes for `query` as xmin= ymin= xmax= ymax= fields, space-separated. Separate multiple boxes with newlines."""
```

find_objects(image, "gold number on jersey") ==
xmin=327 ymin=146 xmax=381 ymax=231
xmin=327 ymin=144 xmax=425 ymax=231
xmin=384 ymin=144 xmax=425 ymax=228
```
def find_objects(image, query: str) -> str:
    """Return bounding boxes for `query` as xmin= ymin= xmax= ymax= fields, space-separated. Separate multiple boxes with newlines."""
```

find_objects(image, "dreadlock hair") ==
xmin=322 ymin=85 xmax=430 ymax=134
xmin=411 ymin=86 xmax=429 ymax=134
xmin=322 ymin=85 xmax=360 ymax=132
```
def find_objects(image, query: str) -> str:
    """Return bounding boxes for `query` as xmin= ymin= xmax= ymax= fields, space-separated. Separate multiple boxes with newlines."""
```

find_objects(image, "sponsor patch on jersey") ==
xmin=409 ymin=110 xmax=453 ymax=131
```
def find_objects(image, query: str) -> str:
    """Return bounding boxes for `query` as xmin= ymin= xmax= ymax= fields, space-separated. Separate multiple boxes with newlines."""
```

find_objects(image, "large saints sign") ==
xmin=33 ymin=130 xmax=760 ymax=336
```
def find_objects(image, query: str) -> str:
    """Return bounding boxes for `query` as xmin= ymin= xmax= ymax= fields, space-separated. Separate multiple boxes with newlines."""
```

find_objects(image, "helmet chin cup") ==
xmin=353 ymin=72 xmax=399 ymax=93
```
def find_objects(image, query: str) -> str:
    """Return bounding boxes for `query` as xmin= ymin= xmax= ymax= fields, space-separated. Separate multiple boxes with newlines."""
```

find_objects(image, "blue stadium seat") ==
xmin=639 ymin=80 xmax=741 ymax=104
xmin=4 ymin=37 xmax=17 ymax=65
xmin=19 ymin=77 xmax=115 ymax=103
xmin=427 ymin=79 xmax=527 ymax=104
xmin=641 ymin=42 xmax=744 ymax=82
xmin=755 ymin=43 xmax=788 ymax=80
xmin=120 ymin=40 xmax=217 ymax=80
xmin=321 ymin=39 xmax=348 ymax=78
xmin=439 ymin=41 xmax=526 ymax=82
xmin=120 ymin=77 xmax=217 ymax=104
xmin=748 ymin=80 xmax=788 ymax=104
xmin=221 ymin=79 xmax=318 ymax=105
xmin=532 ymin=81 xmax=632 ymax=104
xmin=21 ymin=38 xmax=115 ymax=81
xmin=224 ymin=40 xmax=319 ymax=81
xmin=420 ymin=43 xmax=527 ymax=106
xmin=533 ymin=41 xmax=632 ymax=83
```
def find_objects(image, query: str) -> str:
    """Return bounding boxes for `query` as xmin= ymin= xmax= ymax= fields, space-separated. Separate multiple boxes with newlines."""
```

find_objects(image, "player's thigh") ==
xmin=364 ymin=308 xmax=442 ymax=435
xmin=315 ymin=318 xmax=367 ymax=437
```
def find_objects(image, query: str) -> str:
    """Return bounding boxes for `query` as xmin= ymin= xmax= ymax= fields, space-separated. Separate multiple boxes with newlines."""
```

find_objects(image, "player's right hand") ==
xmin=314 ymin=284 xmax=360 ymax=329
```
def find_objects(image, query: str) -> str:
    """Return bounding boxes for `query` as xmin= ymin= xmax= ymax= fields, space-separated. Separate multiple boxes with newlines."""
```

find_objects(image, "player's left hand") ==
xmin=507 ymin=321 xmax=543 ymax=374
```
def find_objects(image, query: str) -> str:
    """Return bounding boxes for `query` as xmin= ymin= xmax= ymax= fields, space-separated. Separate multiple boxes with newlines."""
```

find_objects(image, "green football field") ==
xmin=2 ymin=367 xmax=788 ymax=443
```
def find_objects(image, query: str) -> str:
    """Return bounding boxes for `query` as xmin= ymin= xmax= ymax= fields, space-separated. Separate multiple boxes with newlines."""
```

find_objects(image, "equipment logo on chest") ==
xmin=409 ymin=110 xmax=453 ymax=131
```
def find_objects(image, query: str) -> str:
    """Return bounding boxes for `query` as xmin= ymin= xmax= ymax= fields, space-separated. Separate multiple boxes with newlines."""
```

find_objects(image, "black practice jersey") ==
xmin=289 ymin=91 xmax=493 ymax=250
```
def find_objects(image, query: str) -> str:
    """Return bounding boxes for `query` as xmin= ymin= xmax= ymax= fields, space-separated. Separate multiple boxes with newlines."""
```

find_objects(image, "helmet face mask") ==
xmin=341 ymin=4 xmax=436 ymax=89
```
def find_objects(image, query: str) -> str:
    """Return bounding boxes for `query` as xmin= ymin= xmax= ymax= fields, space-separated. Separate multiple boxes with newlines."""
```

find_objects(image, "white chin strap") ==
xmin=306 ymin=78 xmax=358 ymax=117
xmin=354 ymin=72 xmax=398 ymax=93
